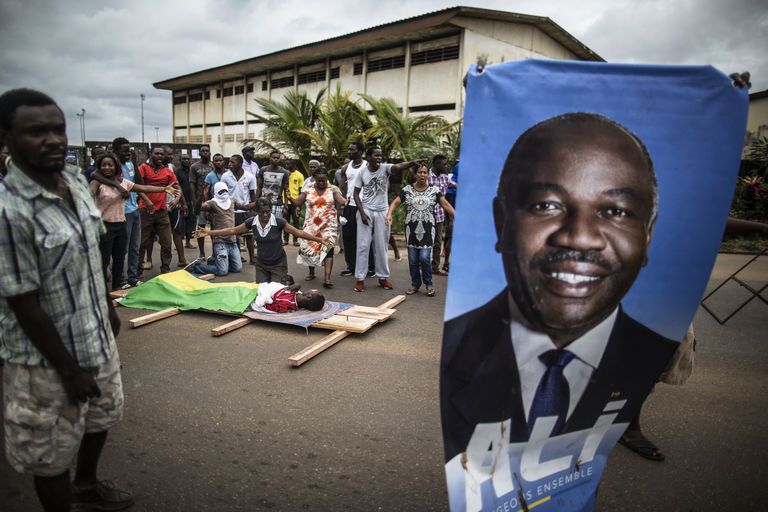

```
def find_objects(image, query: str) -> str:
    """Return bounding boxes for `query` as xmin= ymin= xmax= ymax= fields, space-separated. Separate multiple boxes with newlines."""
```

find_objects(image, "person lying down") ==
xmin=248 ymin=281 xmax=325 ymax=313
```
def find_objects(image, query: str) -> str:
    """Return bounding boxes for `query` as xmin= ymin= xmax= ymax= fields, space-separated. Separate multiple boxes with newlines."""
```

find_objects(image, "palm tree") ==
xmin=359 ymin=94 xmax=447 ymax=161
xmin=294 ymin=84 xmax=371 ymax=171
xmin=245 ymin=88 xmax=326 ymax=172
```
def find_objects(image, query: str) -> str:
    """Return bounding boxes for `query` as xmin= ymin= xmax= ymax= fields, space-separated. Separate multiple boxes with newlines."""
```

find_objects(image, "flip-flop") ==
xmin=323 ymin=281 xmax=334 ymax=289
xmin=426 ymin=287 xmax=436 ymax=297
xmin=618 ymin=437 xmax=665 ymax=461
xmin=305 ymin=275 xmax=316 ymax=281
xmin=406 ymin=287 xmax=419 ymax=295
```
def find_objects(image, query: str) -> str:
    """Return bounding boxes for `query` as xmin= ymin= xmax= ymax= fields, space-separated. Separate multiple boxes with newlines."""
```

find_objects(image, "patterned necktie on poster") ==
xmin=527 ymin=349 xmax=576 ymax=436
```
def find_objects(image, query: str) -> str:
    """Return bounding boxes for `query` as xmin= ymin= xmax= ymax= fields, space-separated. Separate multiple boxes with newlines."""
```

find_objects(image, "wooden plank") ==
xmin=378 ymin=295 xmax=406 ymax=310
xmin=129 ymin=307 xmax=180 ymax=328
xmin=288 ymin=330 xmax=350 ymax=367
xmin=311 ymin=315 xmax=378 ymax=333
xmin=199 ymin=274 xmax=215 ymax=281
xmin=211 ymin=317 xmax=253 ymax=337
xmin=109 ymin=288 xmax=131 ymax=299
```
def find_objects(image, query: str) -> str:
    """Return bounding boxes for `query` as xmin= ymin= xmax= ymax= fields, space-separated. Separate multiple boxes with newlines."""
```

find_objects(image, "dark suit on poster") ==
xmin=440 ymin=289 xmax=679 ymax=461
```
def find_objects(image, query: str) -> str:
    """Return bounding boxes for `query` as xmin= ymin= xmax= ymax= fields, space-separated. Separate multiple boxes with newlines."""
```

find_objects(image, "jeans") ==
xmin=192 ymin=242 xmax=242 ymax=276
xmin=100 ymin=221 xmax=128 ymax=291
xmin=123 ymin=209 xmax=141 ymax=284
xmin=408 ymin=246 xmax=432 ymax=288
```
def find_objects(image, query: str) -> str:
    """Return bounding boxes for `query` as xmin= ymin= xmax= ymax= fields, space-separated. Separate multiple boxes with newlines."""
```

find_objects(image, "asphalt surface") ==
xmin=1 ymin=246 xmax=766 ymax=511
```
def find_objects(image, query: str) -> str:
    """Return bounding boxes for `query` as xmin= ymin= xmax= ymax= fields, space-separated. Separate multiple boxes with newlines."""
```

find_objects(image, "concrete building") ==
xmin=745 ymin=89 xmax=768 ymax=155
xmin=154 ymin=6 xmax=602 ymax=156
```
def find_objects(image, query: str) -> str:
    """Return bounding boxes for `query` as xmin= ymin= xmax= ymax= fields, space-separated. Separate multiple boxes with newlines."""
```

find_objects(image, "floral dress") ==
xmin=296 ymin=185 xmax=339 ymax=267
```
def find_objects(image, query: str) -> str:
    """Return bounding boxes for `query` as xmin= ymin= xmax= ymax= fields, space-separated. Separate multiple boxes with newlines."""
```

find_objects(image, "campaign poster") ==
xmin=440 ymin=60 xmax=748 ymax=512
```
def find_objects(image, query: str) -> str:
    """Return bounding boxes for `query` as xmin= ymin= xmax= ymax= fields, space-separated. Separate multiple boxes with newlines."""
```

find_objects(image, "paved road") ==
xmin=2 ymin=249 xmax=766 ymax=511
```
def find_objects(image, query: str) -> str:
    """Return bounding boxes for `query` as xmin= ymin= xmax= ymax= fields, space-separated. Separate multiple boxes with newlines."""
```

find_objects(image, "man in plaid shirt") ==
xmin=0 ymin=89 xmax=133 ymax=511
xmin=428 ymin=155 xmax=456 ymax=276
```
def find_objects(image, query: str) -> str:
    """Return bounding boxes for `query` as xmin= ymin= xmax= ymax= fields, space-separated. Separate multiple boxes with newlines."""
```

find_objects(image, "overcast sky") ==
xmin=1 ymin=0 xmax=765 ymax=146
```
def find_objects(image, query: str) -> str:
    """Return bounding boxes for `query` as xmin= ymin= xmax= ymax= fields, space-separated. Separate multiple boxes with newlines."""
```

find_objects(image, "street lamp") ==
xmin=155 ymin=127 xmax=159 ymax=143
xmin=140 ymin=93 xmax=145 ymax=143
xmin=75 ymin=108 xmax=86 ymax=146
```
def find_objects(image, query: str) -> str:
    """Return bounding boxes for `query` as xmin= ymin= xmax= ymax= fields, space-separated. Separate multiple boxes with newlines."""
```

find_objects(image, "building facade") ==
xmin=154 ymin=6 xmax=602 ymax=156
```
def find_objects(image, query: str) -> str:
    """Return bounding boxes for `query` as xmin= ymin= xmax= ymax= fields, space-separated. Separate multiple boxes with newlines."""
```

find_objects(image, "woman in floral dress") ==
xmin=290 ymin=167 xmax=346 ymax=288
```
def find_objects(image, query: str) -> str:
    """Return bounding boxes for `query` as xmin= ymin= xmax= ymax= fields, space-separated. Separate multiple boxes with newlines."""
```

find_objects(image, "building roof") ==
xmin=154 ymin=6 xmax=603 ymax=91
xmin=750 ymin=89 xmax=768 ymax=100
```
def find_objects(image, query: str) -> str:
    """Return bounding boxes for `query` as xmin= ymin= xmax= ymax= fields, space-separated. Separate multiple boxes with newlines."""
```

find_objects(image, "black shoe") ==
xmin=367 ymin=269 xmax=375 ymax=277
xmin=339 ymin=269 xmax=353 ymax=277
xmin=71 ymin=480 xmax=134 ymax=511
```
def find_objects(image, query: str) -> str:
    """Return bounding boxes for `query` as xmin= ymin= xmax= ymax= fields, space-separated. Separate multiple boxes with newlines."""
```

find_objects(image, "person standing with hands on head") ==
xmin=386 ymin=164 xmax=455 ymax=297
xmin=0 ymin=88 xmax=133 ymax=511
xmin=190 ymin=144 xmax=214 ymax=260
xmin=351 ymin=146 xmax=423 ymax=292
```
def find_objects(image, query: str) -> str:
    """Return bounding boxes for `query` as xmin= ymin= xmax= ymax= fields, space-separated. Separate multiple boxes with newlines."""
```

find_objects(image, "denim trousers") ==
xmin=122 ymin=209 xmax=141 ymax=284
xmin=192 ymin=242 xmax=242 ymax=276
xmin=408 ymin=246 xmax=432 ymax=288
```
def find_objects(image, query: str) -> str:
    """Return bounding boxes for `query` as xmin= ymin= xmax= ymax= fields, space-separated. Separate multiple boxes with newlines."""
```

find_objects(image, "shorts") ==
xmin=235 ymin=212 xmax=253 ymax=237
xmin=3 ymin=349 xmax=124 ymax=477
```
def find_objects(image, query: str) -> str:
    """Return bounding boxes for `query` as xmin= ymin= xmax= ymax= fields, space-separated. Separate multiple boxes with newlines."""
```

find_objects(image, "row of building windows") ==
xmin=173 ymin=45 xmax=458 ymax=102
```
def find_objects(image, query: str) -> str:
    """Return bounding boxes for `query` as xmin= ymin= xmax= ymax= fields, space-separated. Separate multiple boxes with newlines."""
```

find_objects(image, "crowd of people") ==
xmin=59 ymin=137 xmax=460 ymax=297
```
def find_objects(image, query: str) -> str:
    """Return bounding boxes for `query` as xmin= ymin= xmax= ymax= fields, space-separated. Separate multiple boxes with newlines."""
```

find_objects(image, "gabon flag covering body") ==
xmin=120 ymin=270 xmax=259 ymax=314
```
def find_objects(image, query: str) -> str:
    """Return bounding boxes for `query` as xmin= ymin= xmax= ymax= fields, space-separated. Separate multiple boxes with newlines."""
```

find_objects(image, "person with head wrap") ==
xmin=190 ymin=181 xmax=242 ymax=276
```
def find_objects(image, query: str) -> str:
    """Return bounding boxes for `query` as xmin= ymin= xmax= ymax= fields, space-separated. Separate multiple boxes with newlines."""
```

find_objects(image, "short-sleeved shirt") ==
xmin=138 ymin=163 xmax=177 ymax=211
xmin=0 ymin=161 xmax=114 ymax=367
xmin=190 ymin=160 xmax=214 ymax=199
xmin=95 ymin=179 xmax=134 ymax=223
xmin=288 ymin=170 xmax=305 ymax=199
xmin=245 ymin=215 xmax=287 ymax=265
xmin=398 ymin=184 xmax=442 ymax=248
xmin=204 ymin=170 xmax=224 ymax=191
xmin=259 ymin=165 xmax=289 ymax=206
xmin=121 ymin=161 xmax=139 ymax=213
xmin=352 ymin=162 xmax=393 ymax=212
xmin=264 ymin=288 xmax=299 ymax=313
xmin=220 ymin=170 xmax=257 ymax=213
xmin=242 ymin=159 xmax=259 ymax=180
xmin=204 ymin=200 xmax=236 ymax=243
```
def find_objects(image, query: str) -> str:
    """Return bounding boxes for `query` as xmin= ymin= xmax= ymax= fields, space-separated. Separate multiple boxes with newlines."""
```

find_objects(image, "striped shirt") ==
xmin=0 ymin=160 xmax=114 ymax=367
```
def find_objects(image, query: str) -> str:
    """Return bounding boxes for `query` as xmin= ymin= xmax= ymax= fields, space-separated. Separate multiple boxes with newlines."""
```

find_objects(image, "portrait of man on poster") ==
xmin=440 ymin=112 xmax=679 ymax=461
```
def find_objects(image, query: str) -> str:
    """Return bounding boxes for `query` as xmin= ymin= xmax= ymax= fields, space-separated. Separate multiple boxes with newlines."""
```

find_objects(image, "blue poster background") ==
xmin=441 ymin=60 xmax=747 ymax=512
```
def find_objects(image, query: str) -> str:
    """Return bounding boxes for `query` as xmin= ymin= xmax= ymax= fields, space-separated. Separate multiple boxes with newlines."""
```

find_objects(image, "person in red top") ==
xmin=249 ymin=281 xmax=325 ymax=313
xmin=137 ymin=146 xmax=179 ymax=276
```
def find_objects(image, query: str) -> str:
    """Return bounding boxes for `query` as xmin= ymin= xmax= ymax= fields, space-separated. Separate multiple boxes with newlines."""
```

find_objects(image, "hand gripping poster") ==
xmin=440 ymin=60 xmax=748 ymax=512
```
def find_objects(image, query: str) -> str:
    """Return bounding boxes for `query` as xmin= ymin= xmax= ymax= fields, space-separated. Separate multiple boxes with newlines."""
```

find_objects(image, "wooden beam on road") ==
xmin=288 ymin=330 xmax=350 ymax=367
xmin=211 ymin=317 xmax=254 ymax=337
xmin=129 ymin=307 xmax=180 ymax=328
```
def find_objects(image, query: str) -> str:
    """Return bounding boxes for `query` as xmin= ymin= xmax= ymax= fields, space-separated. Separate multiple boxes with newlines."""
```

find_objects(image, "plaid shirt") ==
xmin=0 ymin=160 xmax=114 ymax=367
xmin=428 ymin=169 xmax=452 ymax=223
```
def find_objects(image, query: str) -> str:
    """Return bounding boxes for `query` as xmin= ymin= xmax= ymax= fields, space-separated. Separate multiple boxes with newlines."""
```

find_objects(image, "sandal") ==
xmin=406 ymin=287 xmax=419 ymax=295
xmin=618 ymin=436 xmax=665 ymax=461
xmin=323 ymin=281 xmax=334 ymax=289
xmin=305 ymin=274 xmax=316 ymax=281
xmin=426 ymin=287 xmax=436 ymax=297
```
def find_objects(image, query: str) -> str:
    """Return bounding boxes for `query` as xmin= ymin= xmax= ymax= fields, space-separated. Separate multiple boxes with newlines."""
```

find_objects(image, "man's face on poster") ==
xmin=493 ymin=118 xmax=657 ymax=344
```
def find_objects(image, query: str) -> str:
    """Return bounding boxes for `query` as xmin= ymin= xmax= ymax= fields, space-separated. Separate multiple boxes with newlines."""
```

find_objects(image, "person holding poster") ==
xmin=440 ymin=60 xmax=748 ymax=512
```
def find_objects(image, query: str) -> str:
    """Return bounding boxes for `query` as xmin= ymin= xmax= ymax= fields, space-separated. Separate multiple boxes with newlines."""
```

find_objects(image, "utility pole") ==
xmin=76 ymin=108 xmax=86 ymax=146
xmin=140 ymin=93 xmax=146 ymax=143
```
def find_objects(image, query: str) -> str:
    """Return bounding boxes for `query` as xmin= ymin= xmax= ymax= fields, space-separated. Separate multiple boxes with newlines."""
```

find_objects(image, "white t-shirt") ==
xmin=221 ymin=170 xmax=257 ymax=213
xmin=351 ymin=162 xmax=392 ymax=212
xmin=344 ymin=160 xmax=368 ymax=207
